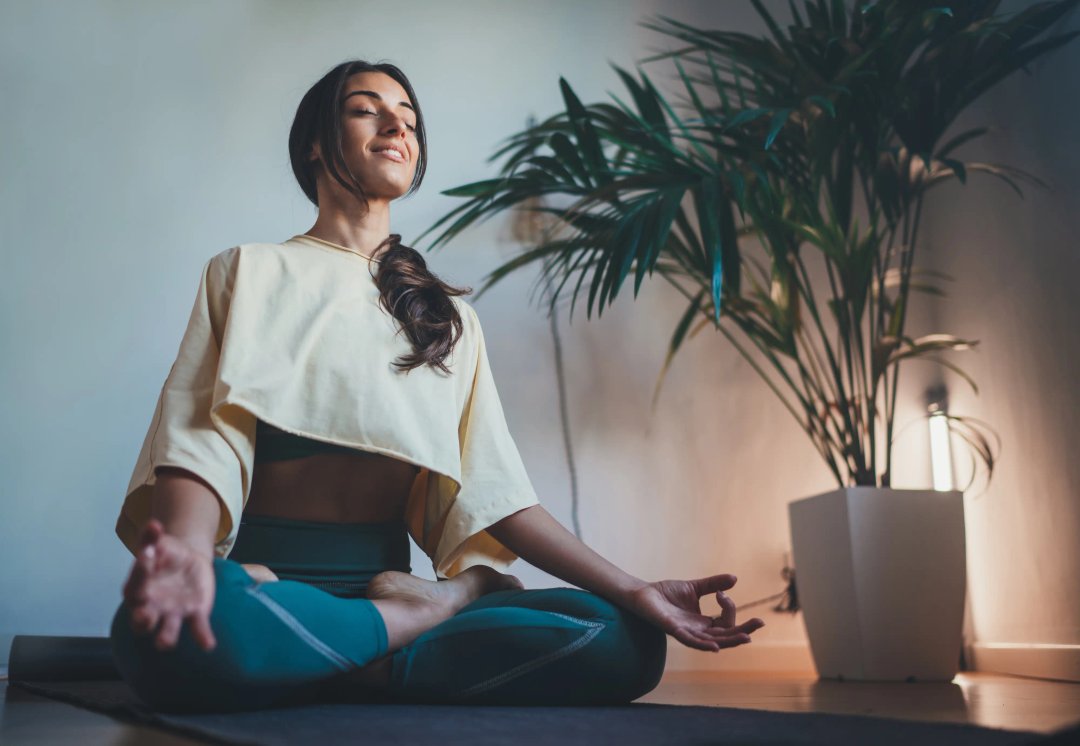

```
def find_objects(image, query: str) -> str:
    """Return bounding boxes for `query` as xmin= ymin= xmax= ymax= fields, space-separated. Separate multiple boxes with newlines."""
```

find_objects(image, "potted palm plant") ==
xmin=416 ymin=0 xmax=1079 ymax=680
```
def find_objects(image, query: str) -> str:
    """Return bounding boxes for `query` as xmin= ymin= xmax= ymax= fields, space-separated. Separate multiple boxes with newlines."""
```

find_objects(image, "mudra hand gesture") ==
xmin=122 ymin=519 xmax=219 ymax=653
xmin=625 ymin=573 xmax=765 ymax=651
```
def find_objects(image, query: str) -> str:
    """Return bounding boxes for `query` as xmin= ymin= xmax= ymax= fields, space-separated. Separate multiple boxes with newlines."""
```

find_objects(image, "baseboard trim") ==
xmin=972 ymin=642 xmax=1080 ymax=683
xmin=664 ymin=640 xmax=815 ymax=674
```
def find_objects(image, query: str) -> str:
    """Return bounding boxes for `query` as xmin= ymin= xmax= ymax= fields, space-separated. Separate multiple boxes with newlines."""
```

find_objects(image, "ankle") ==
xmin=369 ymin=597 xmax=451 ymax=652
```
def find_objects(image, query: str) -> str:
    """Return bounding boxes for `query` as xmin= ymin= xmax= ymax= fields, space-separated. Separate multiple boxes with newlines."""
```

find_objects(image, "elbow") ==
xmin=487 ymin=503 xmax=543 ymax=547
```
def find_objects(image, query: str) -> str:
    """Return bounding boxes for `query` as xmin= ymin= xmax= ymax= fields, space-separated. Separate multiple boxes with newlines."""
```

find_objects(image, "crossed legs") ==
xmin=110 ymin=558 xmax=666 ymax=713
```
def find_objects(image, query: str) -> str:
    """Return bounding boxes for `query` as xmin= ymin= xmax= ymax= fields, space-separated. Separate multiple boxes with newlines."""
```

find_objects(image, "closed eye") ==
xmin=353 ymin=109 xmax=417 ymax=132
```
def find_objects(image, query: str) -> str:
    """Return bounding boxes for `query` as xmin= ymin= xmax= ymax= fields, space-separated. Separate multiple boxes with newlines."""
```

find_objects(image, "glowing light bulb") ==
xmin=928 ymin=406 xmax=955 ymax=492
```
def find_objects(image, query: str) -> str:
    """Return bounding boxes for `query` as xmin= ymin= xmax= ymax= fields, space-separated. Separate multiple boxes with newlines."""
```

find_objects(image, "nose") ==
xmin=380 ymin=113 xmax=411 ymax=137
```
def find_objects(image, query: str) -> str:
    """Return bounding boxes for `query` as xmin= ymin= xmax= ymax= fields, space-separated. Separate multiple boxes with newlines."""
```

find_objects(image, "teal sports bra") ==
xmin=254 ymin=419 xmax=361 ymax=464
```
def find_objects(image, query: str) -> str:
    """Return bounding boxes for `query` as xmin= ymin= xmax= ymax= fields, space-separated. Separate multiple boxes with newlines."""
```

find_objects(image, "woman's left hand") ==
xmin=623 ymin=573 xmax=765 ymax=652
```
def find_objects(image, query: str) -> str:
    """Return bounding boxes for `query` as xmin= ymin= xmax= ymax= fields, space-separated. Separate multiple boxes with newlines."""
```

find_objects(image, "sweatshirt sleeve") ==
xmin=115 ymin=251 xmax=253 ymax=558
xmin=415 ymin=304 xmax=541 ymax=579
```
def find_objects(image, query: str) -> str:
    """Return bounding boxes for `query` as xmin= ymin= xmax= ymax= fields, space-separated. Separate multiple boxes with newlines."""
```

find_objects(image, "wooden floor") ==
xmin=641 ymin=671 xmax=1080 ymax=735
xmin=2 ymin=670 xmax=1078 ymax=743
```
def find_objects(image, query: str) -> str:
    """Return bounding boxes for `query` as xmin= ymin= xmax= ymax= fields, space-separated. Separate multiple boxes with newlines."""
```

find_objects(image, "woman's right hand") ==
xmin=122 ymin=518 xmax=218 ymax=652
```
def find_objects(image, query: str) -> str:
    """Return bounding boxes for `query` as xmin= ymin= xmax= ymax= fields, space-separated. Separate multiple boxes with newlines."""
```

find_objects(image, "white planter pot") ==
xmin=788 ymin=486 xmax=966 ymax=682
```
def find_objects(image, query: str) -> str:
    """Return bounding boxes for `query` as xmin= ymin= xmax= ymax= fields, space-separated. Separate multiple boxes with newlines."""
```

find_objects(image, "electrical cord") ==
xmin=542 ymin=273 xmax=582 ymax=541
xmin=741 ymin=564 xmax=800 ymax=614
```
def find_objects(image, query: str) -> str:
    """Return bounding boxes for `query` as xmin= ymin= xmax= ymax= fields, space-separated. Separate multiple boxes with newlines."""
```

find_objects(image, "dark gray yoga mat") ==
xmin=11 ymin=677 xmax=1057 ymax=746
xmin=6 ymin=635 xmax=1065 ymax=745
xmin=8 ymin=635 xmax=121 ymax=681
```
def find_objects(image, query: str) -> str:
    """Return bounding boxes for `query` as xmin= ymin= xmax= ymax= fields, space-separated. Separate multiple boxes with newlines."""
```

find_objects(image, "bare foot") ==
xmin=367 ymin=566 xmax=523 ymax=618
xmin=240 ymin=563 xmax=279 ymax=583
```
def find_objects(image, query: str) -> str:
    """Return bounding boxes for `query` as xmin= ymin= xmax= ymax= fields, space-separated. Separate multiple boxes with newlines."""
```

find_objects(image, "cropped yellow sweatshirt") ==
xmin=115 ymin=234 xmax=540 ymax=579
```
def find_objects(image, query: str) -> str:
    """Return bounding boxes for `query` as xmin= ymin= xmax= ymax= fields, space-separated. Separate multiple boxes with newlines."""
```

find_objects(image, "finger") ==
xmin=699 ymin=609 xmax=762 ymax=632
xmin=702 ymin=626 xmax=753 ymax=645
xmin=125 ymin=537 xmax=160 ymax=591
xmin=715 ymin=590 xmax=737 ymax=628
xmin=687 ymin=633 xmax=719 ymax=652
xmin=718 ymin=617 xmax=764 ymax=635
xmin=711 ymin=634 xmax=752 ymax=650
xmin=139 ymin=519 xmax=164 ymax=549
xmin=130 ymin=603 xmax=161 ymax=636
xmin=679 ymin=628 xmax=721 ymax=652
xmin=189 ymin=612 xmax=217 ymax=652
xmin=688 ymin=627 xmax=753 ymax=652
xmin=142 ymin=543 xmax=159 ymax=574
xmin=741 ymin=617 xmax=766 ymax=632
xmin=123 ymin=555 xmax=150 ymax=603
xmin=156 ymin=613 xmax=183 ymax=650
xmin=691 ymin=574 xmax=737 ymax=598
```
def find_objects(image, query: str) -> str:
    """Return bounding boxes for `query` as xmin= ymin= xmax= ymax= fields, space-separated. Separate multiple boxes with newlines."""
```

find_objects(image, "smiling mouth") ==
xmin=372 ymin=148 xmax=407 ymax=163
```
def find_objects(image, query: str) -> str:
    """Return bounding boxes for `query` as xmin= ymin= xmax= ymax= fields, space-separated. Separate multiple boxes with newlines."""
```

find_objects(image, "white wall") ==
xmin=2 ymin=0 xmax=1074 ymax=679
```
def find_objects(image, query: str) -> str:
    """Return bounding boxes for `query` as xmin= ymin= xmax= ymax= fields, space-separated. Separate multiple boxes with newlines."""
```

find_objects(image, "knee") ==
xmin=108 ymin=559 xmax=256 ymax=713
xmin=540 ymin=589 xmax=667 ymax=702
xmin=618 ymin=611 xmax=667 ymax=699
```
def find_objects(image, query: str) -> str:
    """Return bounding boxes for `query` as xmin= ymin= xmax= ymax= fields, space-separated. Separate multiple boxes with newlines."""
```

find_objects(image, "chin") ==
xmin=360 ymin=180 xmax=412 ymax=201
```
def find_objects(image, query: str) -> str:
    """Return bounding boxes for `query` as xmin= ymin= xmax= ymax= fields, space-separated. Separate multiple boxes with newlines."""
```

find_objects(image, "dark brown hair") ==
xmin=288 ymin=59 xmax=471 ymax=374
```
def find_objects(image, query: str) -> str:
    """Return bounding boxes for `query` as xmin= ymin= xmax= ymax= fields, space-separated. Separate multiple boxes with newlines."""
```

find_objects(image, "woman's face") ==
xmin=323 ymin=70 xmax=420 ymax=201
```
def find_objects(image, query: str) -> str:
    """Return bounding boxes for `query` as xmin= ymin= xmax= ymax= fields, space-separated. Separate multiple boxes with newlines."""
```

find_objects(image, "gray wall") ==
xmin=2 ymin=0 xmax=1075 ymax=677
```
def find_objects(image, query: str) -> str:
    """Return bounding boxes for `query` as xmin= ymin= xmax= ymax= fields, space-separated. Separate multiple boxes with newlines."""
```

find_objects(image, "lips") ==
xmin=372 ymin=144 xmax=407 ymax=162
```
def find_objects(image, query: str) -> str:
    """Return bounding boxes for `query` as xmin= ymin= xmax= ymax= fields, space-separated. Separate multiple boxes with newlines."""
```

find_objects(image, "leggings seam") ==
xmin=459 ymin=612 xmax=606 ymax=698
xmin=243 ymin=584 xmax=352 ymax=671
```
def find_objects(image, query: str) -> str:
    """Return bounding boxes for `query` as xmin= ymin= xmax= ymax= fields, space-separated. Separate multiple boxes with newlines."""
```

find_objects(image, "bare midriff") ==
xmin=244 ymin=450 xmax=421 ymax=524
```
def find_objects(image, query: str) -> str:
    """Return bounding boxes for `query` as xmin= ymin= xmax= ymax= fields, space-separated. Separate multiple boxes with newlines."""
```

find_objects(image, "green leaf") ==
xmin=440 ymin=178 xmax=506 ymax=198
xmin=548 ymin=132 xmax=590 ymax=188
xmin=612 ymin=64 xmax=671 ymax=144
xmin=935 ymin=126 xmax=989 ymax=161
xmin=940 ymin=157 xmax=967 ymax=184
xmin=652 ymin=289 xmax=707 ymax=409
xmin=764 ymin=108 xmax=792 ymax=150
xmin=559 ymin=77 xmax=610 ymax=186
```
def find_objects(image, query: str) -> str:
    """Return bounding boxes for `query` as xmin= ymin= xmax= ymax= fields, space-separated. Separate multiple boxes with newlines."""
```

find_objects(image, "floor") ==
xmin=1 ymin=670 xmax=1077 ymax=744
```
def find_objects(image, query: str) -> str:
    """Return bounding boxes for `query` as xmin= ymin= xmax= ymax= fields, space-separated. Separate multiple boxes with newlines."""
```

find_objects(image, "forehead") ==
xmin=344 ymin=71 xmax=410 ymax=101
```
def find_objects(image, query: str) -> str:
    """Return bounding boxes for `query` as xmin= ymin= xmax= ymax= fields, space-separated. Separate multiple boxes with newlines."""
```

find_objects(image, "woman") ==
xmin=109 ymin=59 xmax=765 ymax=714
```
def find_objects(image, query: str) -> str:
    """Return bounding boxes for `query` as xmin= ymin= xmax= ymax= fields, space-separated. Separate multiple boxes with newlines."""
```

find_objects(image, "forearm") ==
xmin=149 ymin=466 xmax=222 ymax=560
xmin=487 ymin=505 xmax=649 ymax=606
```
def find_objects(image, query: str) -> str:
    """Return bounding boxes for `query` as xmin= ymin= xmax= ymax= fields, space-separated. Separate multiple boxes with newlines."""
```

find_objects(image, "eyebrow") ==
xmin=344 ymin=90 xmax=416 ymax=114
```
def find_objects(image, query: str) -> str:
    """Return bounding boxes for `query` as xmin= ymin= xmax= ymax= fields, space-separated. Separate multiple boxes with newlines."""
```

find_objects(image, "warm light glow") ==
xmin=928 ymin=408 xmax=955 ymax=491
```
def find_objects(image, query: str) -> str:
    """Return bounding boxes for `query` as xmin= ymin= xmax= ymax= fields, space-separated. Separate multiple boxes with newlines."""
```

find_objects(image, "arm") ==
xmin=486 ymin=503 xmax=766 ymax=652
xmin=123 ymin=468 xmax=223 ymax=651
xmin=150 ymin=466 xmax=222 ymax=560
xmin=486 ymin=504 xmax=647 ymax=606
xmin=116 ymin=250 xmax=249 ymax=561
xmin=150 ymin=467 xmax=277 ymax=581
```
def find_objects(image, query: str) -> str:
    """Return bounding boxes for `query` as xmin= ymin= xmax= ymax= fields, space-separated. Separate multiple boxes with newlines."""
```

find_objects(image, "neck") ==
xmin=305 ymin=192 xmax=393 ymax=260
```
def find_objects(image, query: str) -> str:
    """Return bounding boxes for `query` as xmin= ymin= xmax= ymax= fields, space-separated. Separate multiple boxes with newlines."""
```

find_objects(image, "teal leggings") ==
xmin=109 ymin=515 xmax=667 ymax=713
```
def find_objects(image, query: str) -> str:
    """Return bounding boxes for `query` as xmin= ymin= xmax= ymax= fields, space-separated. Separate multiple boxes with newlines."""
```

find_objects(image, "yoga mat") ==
xmin=7 ymin=635 xmax=1065 ymax=745
xmin=10 ymin=677 xmax=1053 ymax=745
xmin=8 ymin=635 xmax=120 ymax=681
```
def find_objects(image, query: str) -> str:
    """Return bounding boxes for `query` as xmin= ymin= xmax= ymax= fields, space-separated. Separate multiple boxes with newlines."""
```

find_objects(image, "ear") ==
xmin=308 ymin=141 xmax=321 ymax=163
